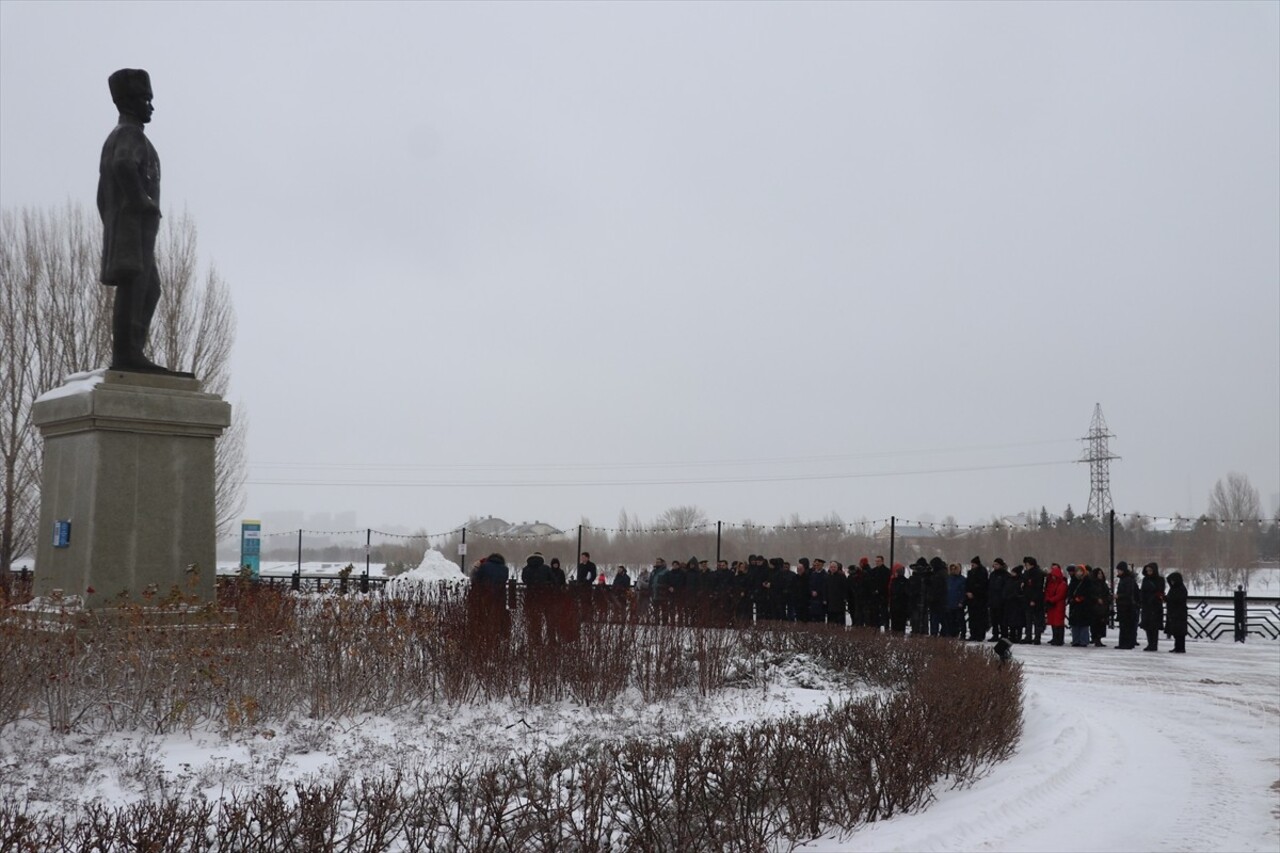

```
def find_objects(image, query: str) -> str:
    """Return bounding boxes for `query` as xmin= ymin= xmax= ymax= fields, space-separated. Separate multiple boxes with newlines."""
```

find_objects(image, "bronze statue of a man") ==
xmin=98 ymin=68 xmax=167 ymax=373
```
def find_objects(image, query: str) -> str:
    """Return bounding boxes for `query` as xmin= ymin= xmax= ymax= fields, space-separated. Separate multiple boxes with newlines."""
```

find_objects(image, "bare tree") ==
xmin=1208 ymin=472 xmax=1262 ymax=522
xmin=656 ymin=505 xmax=708 ymax=531
xmin=1205 ymin=472 xmax=1263 ymax=583
xmin=0 ymin=204 xmax=244 ymax=593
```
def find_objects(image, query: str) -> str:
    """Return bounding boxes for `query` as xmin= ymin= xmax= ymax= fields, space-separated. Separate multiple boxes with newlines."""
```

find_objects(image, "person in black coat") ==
xmin=612 ymin=565 xmax=632 ymax=589
xmin=1140 ymin=561 xmax=1166 ymax=651
xmin=1003 ymin=564 xmax=1027 ymax=642
xmin=766 ymin=558 xmax=787 ymax=622
xmin=824 ymin=562 xmax=849 ymax=626
xmin=850 ymin=559 xmax=865 ymax=622
xmin=1023 ymin=557 xmax=1047 ymax=645
xmin=731 ymin=561 xmax=754 ymax=624
xmin=1066 ymin=565 xmax=1094 ymax=647
xmin=807 ymin=560 xmax=829 ymax=622
xmin=665 ymin=560 xmax=687 ymax=624
xmin=521 ymin=552 xmax=552 ymax=587
xmin=907 ymin=558 xmax=929 ymax=635
xmin=848 ymin=559 xmax=868 ymax=627
xmin=1113 ymin=562 xmax=1139 ymax=649
xmin=926 ymin=557 xmax=949 ymax=636
xmin=870 ymin=556 xmax=892 ymax=630
xmin=965 ymin=557 xmax=990 ymax=641
xmin=521 ymin=552 xmax=553 ymax=644
xmin=784 ymin=560 xmax=804 ymax=622
xmin=987 ymin=558 xmax=1009 ymax=642
xmin=469 ymin=553 xmax=511 ymax=645
xmin=1090 ymin=566 xmax=1112 ymax=647
xmin=1165 ymin=571 xmax=1189 ymax=653
xmin=576 ymin=552 xmax=598 ymax=585
xmin=887 ymin=563 xmax=911 ymax=633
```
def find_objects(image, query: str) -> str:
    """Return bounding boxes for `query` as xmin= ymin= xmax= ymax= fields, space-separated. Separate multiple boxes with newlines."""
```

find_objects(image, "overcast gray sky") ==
xmin=2 ymin=1 xmax=1277 ymax=535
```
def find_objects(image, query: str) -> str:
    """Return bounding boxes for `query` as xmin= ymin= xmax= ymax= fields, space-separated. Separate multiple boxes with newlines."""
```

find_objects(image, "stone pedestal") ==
xmin=31 ymin=368 xmax=231 ymax=609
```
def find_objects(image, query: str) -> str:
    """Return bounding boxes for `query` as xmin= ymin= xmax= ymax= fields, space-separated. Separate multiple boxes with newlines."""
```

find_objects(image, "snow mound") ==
xmin=384 ymin=549 xmax=468 ymax=595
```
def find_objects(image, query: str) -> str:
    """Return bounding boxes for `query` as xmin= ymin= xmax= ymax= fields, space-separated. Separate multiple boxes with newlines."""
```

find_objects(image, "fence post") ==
xmin=716 ymin=521 xmax=722 ymax=564
xmin=1234 ymin=584 xmax=1247 ymax=642
xmin=291 ymin=568 xmax=300 ymax=592
xmin=362 ymin=528 xmax=371 ymax=594
xmin=1108 ymin=510 xmax=1116 ymax=627
xmin=576 ymin=525 xmax=583 ymax=570
xmin=458 ymin=527 xmax=467 ymax=575
xmin=888 ymin=516 xmax=896 ymax=570
xmin=297 ymin=529 xmax=303 ymax=577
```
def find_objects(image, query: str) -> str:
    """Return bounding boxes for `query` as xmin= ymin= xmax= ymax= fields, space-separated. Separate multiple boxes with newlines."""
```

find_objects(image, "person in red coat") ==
xmin=1044 ymin=564 xmax=1069 ymax=646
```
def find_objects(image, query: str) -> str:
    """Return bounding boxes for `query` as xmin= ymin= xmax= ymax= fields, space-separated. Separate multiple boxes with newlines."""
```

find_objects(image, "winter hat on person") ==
xmin=1116 ymin=560 xmax=1129 ymax=573
xmin=971 ymin=556 xmax=982 ymax=566
xmin=859 ymin=557 xmax=870 ymax=568
xmin=993 ymin=558 xmax=1007 ymax=568
xmin=911 ymin=557 xmax=930 ymax=569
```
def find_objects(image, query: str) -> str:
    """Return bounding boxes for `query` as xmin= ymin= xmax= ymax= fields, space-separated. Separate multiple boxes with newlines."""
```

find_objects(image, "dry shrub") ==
xmin=2 ymin=585 xmax=1023 ymax=850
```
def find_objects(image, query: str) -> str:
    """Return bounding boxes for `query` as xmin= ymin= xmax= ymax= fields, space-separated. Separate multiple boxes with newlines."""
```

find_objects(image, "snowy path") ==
xmin=801 ymin=640 xmax=1280 ymax=853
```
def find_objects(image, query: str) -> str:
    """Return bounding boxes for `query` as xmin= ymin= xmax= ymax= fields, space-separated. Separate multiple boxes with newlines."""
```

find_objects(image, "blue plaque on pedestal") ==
xmin=52 ymin=520 xmax=71 ymax=548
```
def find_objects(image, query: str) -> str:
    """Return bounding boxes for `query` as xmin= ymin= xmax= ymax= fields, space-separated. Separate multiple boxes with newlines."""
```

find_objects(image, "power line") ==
xmin=247 ymin=438 xmax=1081 ymax=473
xmin=247 ymin=458 xmax=1079 ymax=489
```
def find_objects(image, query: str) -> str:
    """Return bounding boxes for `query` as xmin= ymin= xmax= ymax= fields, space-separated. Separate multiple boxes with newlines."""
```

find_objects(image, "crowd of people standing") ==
xmin=469 ymin=551 xmax=1192 ymax=653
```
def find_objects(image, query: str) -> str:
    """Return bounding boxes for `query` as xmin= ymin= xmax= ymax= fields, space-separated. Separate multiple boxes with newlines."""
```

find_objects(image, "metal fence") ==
xmin=1188 ymin=593 xmax=1280 ymax=641
xmin=8 ymin=567 xmax=1279 ymax=642
xmin=214 ymin=568 xmax=391 ymax=595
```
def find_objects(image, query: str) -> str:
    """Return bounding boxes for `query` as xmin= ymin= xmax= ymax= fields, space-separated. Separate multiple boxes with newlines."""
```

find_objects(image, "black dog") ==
xmin=993 ymin=637 xmax=1013 ymax=666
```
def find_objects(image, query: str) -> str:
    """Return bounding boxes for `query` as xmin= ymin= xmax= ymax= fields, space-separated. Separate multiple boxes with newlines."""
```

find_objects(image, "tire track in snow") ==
xmin=892 ymin=684 xmax=1126 ymax=853
xmin=799 ymin=642 xmax=1280 ymax=853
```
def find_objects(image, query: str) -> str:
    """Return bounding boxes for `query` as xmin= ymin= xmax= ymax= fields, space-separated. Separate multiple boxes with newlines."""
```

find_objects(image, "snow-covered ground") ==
xmin=214 ymin=549 xmax=471 ymax=580
xmin=2 ymin=631 xmax=1276 ymax=851
xmin=0 ymin=646 xmax=858 ymax=816
xmin=802 ymin=639 xmax=1280 ymax=852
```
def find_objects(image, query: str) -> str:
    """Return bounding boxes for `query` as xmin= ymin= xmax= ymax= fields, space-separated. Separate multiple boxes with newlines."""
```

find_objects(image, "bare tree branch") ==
xmin=0 ymin=204 xmax=244 ymax=585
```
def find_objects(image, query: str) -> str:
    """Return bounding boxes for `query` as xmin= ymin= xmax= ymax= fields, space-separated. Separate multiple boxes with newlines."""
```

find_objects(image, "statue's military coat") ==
xmin=97 ymin=121 xmax=160 ymax=286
